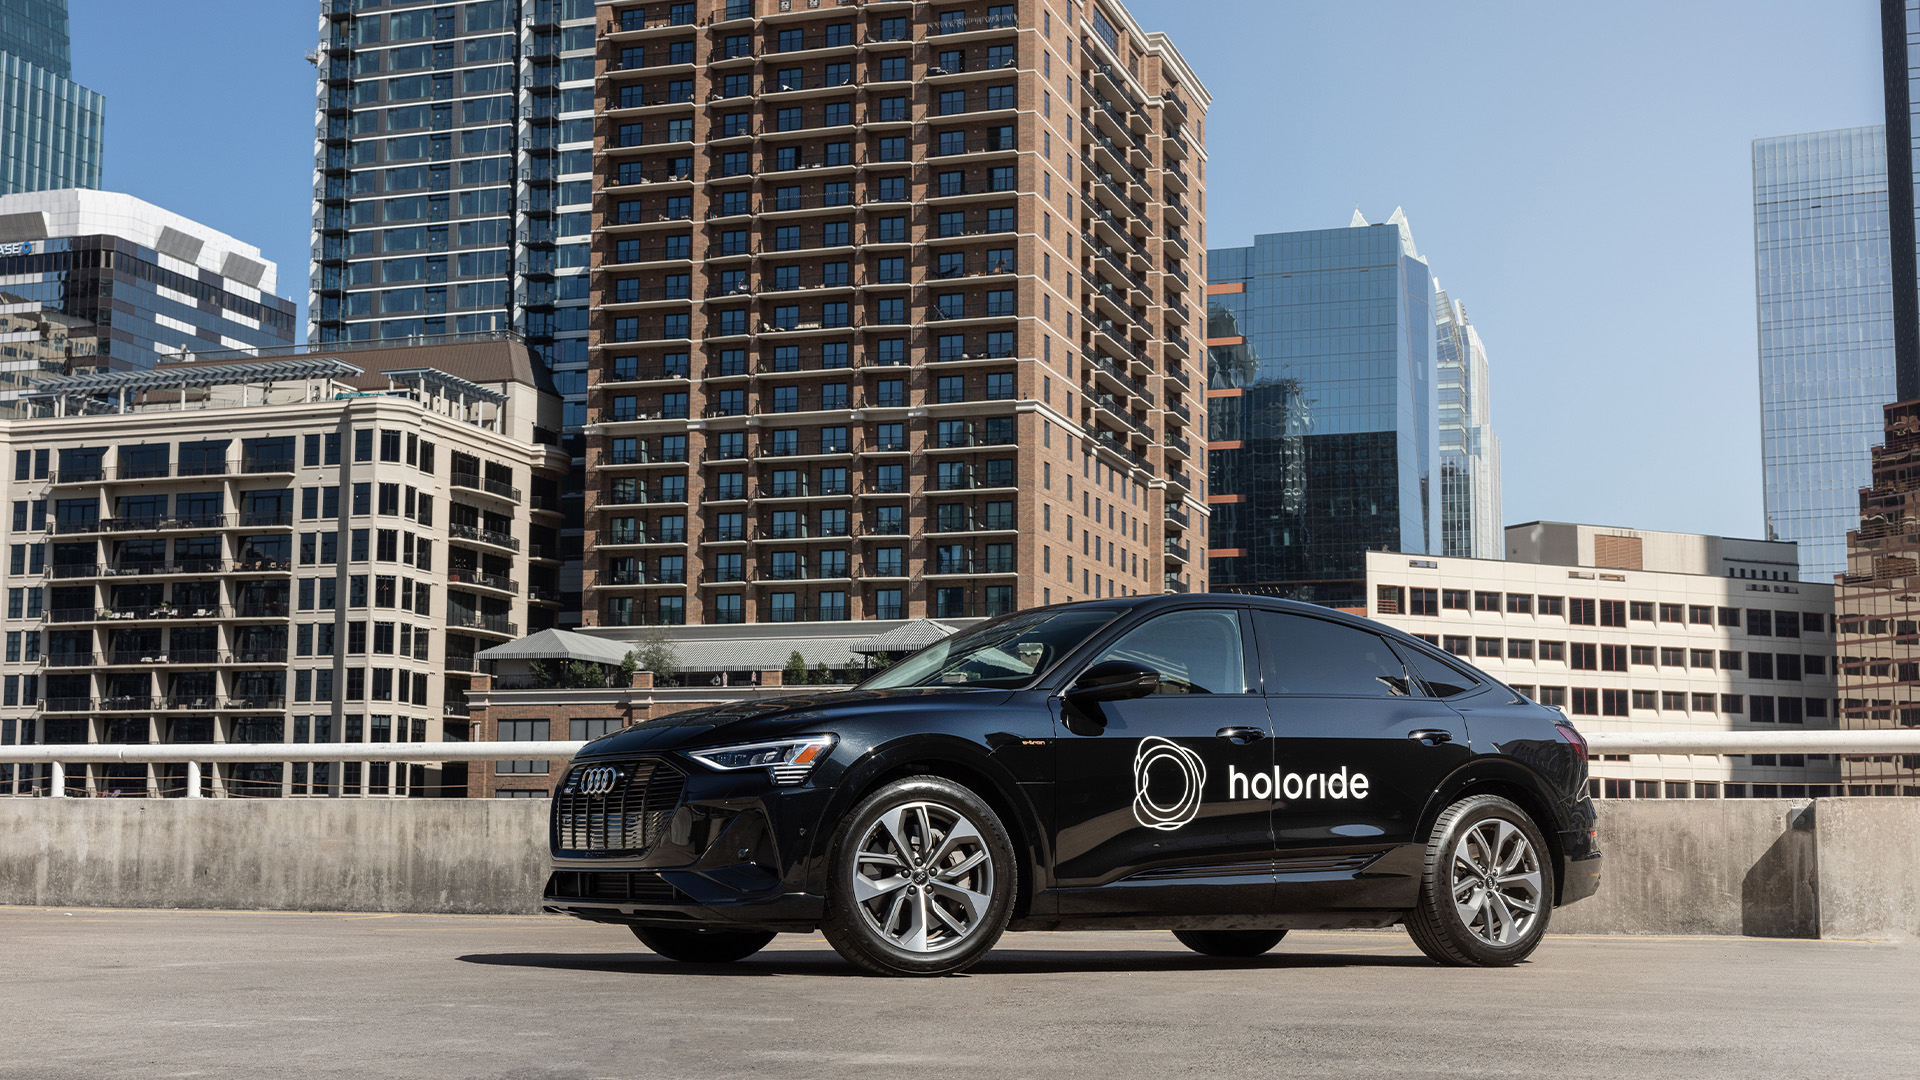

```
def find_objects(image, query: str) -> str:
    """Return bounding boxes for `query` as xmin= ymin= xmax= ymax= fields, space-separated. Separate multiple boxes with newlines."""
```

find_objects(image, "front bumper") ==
xmin=544 ymin=752 xmax=834 ymax=931
xmin=543 ymin=874 xmax=828 ymax=933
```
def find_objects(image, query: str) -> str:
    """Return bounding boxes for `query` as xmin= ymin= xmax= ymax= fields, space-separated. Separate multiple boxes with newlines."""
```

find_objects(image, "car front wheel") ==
xmin=1405 ymin=794 xmax=1554 ymax=966
xmin=631 ymin=925 xmax=777 ymax=964
xmin=821 ymin=776 xmax=1016 ymax=976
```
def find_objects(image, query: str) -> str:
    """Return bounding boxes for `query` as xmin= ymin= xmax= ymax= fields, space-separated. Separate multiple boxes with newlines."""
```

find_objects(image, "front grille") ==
xmin=551 ymin=757 xmax=686 ymax=856
xmin=546 ymin=870 xmax=683 ymax=904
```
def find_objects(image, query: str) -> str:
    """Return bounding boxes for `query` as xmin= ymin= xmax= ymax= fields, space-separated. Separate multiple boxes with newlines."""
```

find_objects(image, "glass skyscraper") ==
xmin=1752 ymin=127 xmax=1895 ymax=581
xmin=0 ymin=189 xmax=295 ymax=375
xmin=0 ymin=0 xmax=103 ymax=194
xmin=308 ymin=0 xmax=595 ymax=378
xmin=1433 ymin=282 xmax=1501 ymax=560
xmin=1206 ymin=210 xmax=1435 ymax=608
xmin=310 ymin=0 xmax=599 ymax=626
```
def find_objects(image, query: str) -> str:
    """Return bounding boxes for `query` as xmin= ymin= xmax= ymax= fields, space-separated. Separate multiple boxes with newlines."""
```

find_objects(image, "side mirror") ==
xmin=1067 ymin=660 xmax=1161 ymax=705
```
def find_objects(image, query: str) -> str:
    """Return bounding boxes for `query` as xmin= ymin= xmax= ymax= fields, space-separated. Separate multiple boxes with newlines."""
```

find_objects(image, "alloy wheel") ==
xmin=849 ymin=801 xmax=995 ymax=954
xmin=1450 ymin=818 xmax=1543 ymax=946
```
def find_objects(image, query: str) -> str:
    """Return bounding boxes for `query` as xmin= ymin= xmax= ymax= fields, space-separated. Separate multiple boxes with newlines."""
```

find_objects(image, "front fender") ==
xmin=797 ymin=733 xmax=1051 ymax=909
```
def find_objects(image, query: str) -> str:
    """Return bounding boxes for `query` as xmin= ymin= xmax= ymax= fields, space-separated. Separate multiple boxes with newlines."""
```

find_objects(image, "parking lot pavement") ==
xmin=1 ymin=906 xmax=1913 ymax=1080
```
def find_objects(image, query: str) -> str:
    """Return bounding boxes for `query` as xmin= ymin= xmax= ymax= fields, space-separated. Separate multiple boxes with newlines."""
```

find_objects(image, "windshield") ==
xmin=861 ymin=608 xmax=1122 ymax=690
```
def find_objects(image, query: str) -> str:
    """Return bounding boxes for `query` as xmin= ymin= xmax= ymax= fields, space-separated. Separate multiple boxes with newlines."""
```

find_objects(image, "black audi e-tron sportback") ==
xmin=544 ymin=596 xmax=1601 ymax=976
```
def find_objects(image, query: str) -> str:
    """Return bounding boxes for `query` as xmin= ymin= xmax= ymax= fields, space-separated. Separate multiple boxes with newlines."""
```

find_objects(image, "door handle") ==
xmin=1216 ymin=726 xmax=1266 ymax=745
xmin=1407 ymin=729 xmax=1454 ymax=746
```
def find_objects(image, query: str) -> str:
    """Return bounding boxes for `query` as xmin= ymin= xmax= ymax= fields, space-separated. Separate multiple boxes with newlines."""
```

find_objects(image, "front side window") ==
xmin=1087 ymin=608 xmax=1254 ymax=695
xmin=863 ymin=608 xmax=1119 ymax=690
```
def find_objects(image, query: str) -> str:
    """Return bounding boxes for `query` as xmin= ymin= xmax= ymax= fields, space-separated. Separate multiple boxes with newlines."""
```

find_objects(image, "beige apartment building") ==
xmin=582 ymin=0 xmax=1210 ymax=630
xmin=0 ymin=337 xmax=568 ymax=797
xmin=1366 ymin=523 xmax=1843 ymax=799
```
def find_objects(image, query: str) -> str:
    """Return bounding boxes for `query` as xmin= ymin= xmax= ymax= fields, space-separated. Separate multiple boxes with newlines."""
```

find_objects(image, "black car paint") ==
xmin=544 ymin=595 xmax=1602 ymax=933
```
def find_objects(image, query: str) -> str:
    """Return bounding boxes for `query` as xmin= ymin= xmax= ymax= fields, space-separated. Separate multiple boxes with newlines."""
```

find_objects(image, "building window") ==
xmin=1441 ymin=589 xmax=1468 ymax=610
xmin=1473 ymin=592 xmax=1500 ymax=612
xmin=1409 ymin=588 xmax=1438 ymax=617
xmin=1505 ymin=593 xmax=1533 ymax=614
xmin=497 ymin=719 xmax=550 ymax=774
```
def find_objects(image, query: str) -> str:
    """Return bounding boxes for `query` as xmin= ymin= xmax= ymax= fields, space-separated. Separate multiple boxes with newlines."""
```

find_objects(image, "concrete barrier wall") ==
xmin=0 ymin=798 xmax=1913 ymax=938
xmin=0 ymin=799 xmax=551 ymax=915
xmin=1551 ymin=799 xmax=1818 ymax=938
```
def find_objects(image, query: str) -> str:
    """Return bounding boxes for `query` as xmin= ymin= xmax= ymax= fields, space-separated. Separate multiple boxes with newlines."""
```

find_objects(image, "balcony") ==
xmin=928 ymin=133 xmax=1019 ymax=161
xmin=930 ymin=11 xmax=1018 ymax=38
xmin=600 ymin=484 xmax=689 ymax=510
xmin=601 ymin=359 xmax=692 ymax=385
xmin=1085 ymin=386 xmax=1153 ymax=443
xmin=448 ymin=522 xmax=520 ymax=552
xmin=220 ymin=696 xmax=287 ymax=712
xmin=447 ymin=569 xmax=516 ymax=593
xmin=57 ymin=605 xmax=226 ymax=624
xmin=450 ymin=472 xmax=522 ymax=503
xmin=447 ymin=611 xmax=518 ymax=637
xmin=48 ymin=460 xmax=235 ymax=484
xmin=51 ymin=560 xmax=227 ymax=580
xmin=607 ymin=46 xmax=697 ymax=74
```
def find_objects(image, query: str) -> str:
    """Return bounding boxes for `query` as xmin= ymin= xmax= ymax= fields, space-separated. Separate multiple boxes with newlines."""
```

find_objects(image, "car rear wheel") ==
xmin=821 ymin=776 xmax=1016 ymax=976
xmin=1406 ymin=795 xmax=1554 ymax=967
xmin=630 ymin=925 xmax=776 ymax=964
xmin=1172 ymin=929 xmax=1287 ymax=957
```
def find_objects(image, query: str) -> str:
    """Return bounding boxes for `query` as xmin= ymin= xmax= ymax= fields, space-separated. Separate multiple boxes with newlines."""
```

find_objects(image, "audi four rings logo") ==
xmin=1132 ymin=736 xmax=1207 ymax=831
xmin=577 ymin=766 xmax=618 ymax=795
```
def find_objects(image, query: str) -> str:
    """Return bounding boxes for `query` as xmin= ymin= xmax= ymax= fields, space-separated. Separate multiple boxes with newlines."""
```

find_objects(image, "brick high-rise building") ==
xmin=582 ymin=0 xmax=1207 ymax=630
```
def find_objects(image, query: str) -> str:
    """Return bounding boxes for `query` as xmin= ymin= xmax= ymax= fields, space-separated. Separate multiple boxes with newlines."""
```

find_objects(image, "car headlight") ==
xmin=685 ymin=735 xmax=837 ymax=785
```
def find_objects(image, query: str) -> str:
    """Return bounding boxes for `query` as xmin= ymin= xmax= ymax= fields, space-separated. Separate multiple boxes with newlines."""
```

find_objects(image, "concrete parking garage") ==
xmin=1 ymin=906 xmax=1912 ymax=1080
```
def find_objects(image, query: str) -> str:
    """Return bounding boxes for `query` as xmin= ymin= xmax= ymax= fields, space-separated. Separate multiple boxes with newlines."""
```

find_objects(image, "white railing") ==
xmin=5 ymin=732 xmax=1920 ymax=798
xmin=0 ymin=742 xmax=588 ymax=798
xmin=1584 ymin=731 xmax=1920 ymax=755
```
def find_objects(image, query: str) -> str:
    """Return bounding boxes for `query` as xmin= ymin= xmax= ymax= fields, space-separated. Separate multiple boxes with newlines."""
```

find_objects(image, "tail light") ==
xmin=1554 ymin=721 xmax=1588 ymax=763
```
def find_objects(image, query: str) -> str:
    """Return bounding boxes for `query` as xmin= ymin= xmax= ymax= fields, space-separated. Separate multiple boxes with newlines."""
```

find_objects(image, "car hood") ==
xmin=574 ymin=685 xmax=1017 ymax=758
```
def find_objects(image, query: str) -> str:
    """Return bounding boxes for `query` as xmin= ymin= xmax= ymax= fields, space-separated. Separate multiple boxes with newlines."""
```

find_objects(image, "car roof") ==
xmin=1031 ymin=593 xmax=1509 ymax=690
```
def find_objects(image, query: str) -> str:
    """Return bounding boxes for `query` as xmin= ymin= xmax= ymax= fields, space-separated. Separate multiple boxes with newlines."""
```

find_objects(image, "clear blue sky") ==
xmin=71 ymin=0 xmax=1885 ymax=543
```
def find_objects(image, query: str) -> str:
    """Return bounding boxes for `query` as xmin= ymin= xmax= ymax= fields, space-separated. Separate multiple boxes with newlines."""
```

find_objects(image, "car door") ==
xmin=1050 ymin=606 xmax=1276 ymax=916
xmin=1253 ymin=610 xmax=1473 ymax=865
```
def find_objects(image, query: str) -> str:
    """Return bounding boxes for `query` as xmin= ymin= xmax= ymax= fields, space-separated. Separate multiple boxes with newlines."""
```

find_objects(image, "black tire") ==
xmin=630 ymin=925 xmax=776 ymax=964
xmin=1406 ymin=795 xmax=1555 ymax=967
xmin=821 ymin=776 xmax=1017 ymax=976
xmin=1172 ymin=929 xmax=1287 ymax=957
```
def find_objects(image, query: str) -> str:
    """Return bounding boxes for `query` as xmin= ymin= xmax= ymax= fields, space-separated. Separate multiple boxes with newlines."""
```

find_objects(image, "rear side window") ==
xmin=1397 ymin=643 xmax=1483 ymax=698
xmin=1254 ymin=611 xmax=1412 ymax=697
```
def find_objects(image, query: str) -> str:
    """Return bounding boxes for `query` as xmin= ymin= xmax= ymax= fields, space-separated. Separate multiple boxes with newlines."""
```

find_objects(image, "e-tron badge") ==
xmin=1133 ymin=736 xmax=1206 ymax=831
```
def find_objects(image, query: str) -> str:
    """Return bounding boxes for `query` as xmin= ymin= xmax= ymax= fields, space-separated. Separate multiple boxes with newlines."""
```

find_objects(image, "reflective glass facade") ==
xmin=0 ymin=190 xmax=295 ymax=375
xmin=0 ymin=0 xmax=70 ymax=77
xmin=1753 ymin=127 xmax=1894 ymax=581
xmin=1206 ymin=215 xmax=1434 ymax=608
xmin=310 ymin=0 xmax=598 ymax=627
xmin=0 ymin=0 xmax=102 ymax=196
xmin=309 ymin=0 xmax=596 ymax=380
xmin=1433 ymin=283 xmax=1501 ymax=560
